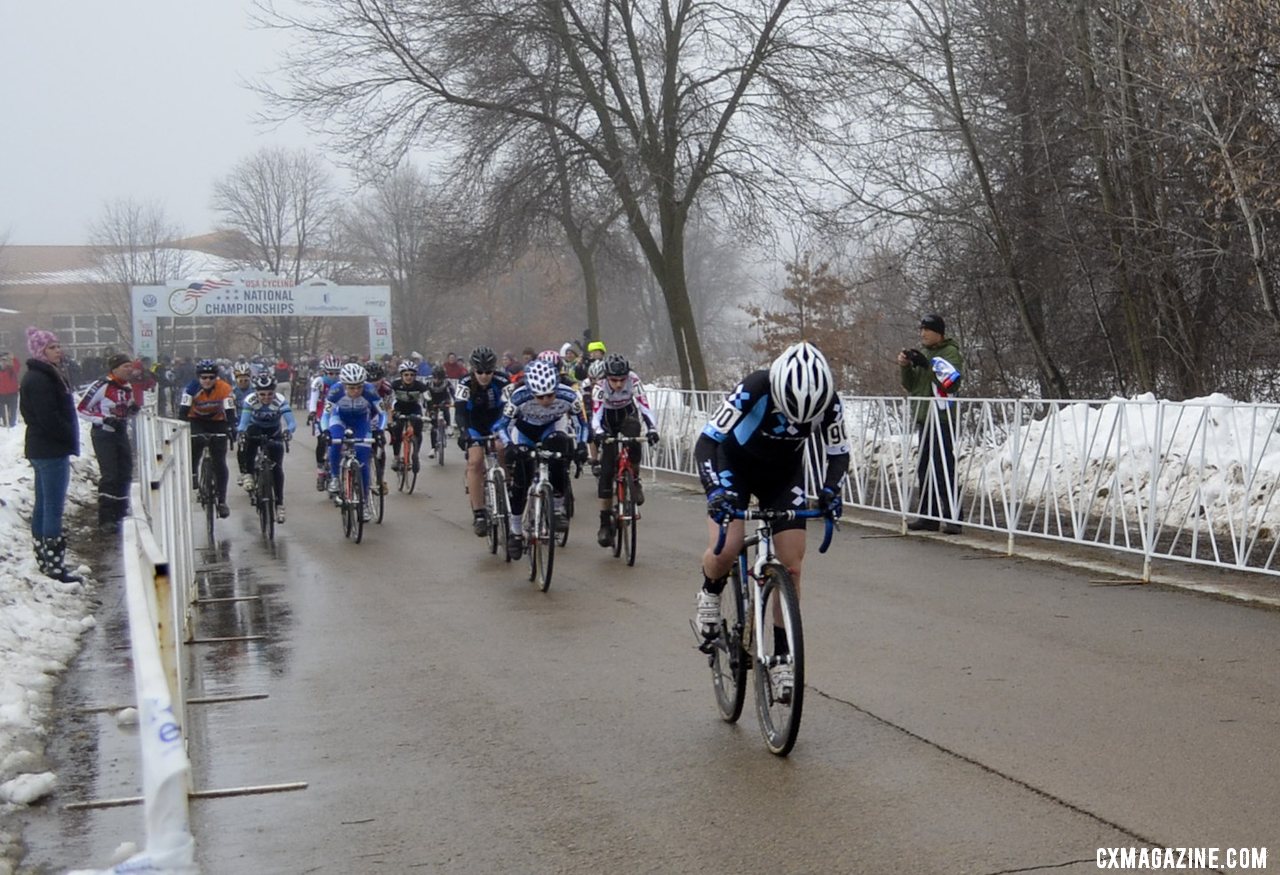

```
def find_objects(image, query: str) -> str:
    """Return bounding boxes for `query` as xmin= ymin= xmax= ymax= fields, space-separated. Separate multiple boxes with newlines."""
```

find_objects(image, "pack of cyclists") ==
xmin=175 ymin=343 xmax=847 ymax=627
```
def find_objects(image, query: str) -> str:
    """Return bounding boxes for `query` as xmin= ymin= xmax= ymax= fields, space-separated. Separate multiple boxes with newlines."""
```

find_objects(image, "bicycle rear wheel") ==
xmin=533 ymin=484 xmax=555 ymax=591
xmin=710 ymin=569 xmax=748 ymax=723
xmin=621 ymin=471 xmax=637 ymax=566
xmin=753 ymin=564 xmax=805 ymax=756
xmin=436 ymin=419 xmax=447 ymax=465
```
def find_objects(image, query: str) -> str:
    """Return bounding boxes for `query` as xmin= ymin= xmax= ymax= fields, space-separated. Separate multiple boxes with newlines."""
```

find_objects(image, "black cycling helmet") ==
xmin=364 ymin=361 xmax=384 ymax=381
xmin=470 ymin=346 xmax=498 ymax=371
xmin=196 ymin=359 xmax=219 ymax=376
xmin=252 ymin=372 xmax=276 ymax=391
xmin=431 ymin=364 xmax=446 ymax=381
xmin=604 ymin=353 xmax=630 ymax=377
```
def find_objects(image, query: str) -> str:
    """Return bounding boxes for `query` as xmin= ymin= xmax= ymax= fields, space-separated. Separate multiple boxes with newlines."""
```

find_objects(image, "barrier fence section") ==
xmin=648 ymin=390 xmax=1280 ymax=580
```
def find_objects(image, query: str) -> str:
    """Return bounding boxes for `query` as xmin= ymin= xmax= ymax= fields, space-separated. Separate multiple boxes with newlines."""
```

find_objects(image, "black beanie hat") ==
xmin=920 ymin=313 xmax=945 ymax=334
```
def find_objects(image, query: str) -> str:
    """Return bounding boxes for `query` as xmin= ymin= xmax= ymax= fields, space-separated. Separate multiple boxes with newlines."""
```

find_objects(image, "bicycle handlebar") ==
xmin=192 ymin=432 xmax=229 ymax=443
xmin=712 ymin=507 xmax=837 ymax=556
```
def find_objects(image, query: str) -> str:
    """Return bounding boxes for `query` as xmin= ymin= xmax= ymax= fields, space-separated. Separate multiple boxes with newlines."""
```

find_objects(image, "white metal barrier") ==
xmin=69 ymin=513 xmax=196 ymax=874
xmin=648 ymin=390 xmax=1280 ymax=580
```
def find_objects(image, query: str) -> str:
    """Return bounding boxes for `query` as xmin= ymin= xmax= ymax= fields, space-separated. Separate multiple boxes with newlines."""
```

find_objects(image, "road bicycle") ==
xmin=394 ymin=414 xmax=420 ymax=494
xmin=702 ymin=506 xmax=835 ymax=756
xmin=599 ymin=435 xmax=642 ymax=565
xmin=520 ymin=443 xmax=564 ymax=592
xmin=482 ymin=436 xmax=512 ymax=562
xmin=191 ymin=432 xmax=228 ymax=543
xmin=430 ymin=404 xmax=449 ymax=466
xmin=335 ymin=430 xmax=376 ymax=543
xmin=247 ymin=434 xmax=289 ymax=541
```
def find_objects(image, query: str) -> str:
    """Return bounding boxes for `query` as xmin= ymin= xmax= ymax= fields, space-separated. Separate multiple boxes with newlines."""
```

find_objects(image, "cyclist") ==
xmin=424 ymin=365 xmax=455 ymax=458
xmin=230 ymin=362 xmax=255 ymax=488
xmin=582 ymin=358 xmax=608 ymax=469
xmin=493 ymin=359 xmax=589 ymax=560
xmin=236 ymin=373 xmax=298 ymax=523
xmin=365 ymin=360 xmax=393 ymax=409
xmin=321 ymin=362 xmax=386 ymax=522
xmin=692 ymin=342 xmax=850 ymax=692
xmin=308 ymin=355 xmax=343 ymax=487
xmin=178 ymin=358 xmax=236 ymax=518
xmin=388 ymin=361 xmax=430 ymax=473
xmin=591 ymin=353 xmax=660 ymax=546
xmin=456 ymin=346 xmax=512 ymax=536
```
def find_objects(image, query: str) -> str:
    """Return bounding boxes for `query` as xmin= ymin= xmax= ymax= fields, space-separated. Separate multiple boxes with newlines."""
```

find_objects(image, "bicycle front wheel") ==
xmin=710 ymin=569 xmax=748 ymax=723
xmin=398 ymin=436 xmax=411 ymax=492
xmin=494 ymin=470 xmax=511 ymax=563
xmin=436 ymin=421 xmax=447 ymax=465
xmin=621 ymin=471 xmax=637 ymax=566
xmin=200 ymin=459 xmax=215 ymax=543
xmin=533 ymin=485 xmax=555 ymax=591
xmin=342 ymin=464 xmax=358 ymax=539
xmin=372 ymin=466 xmax=385 ymax=524
xmin=753 ymin=564 xmax=805 ymax=756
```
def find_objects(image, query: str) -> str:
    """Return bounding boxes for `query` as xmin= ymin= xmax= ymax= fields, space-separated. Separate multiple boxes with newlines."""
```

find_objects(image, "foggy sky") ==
xmin=0 ymin=0 xmax=331 ymax=245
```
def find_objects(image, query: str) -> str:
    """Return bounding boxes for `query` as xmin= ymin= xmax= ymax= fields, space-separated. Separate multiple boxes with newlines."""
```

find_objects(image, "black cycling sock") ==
xmin=774 ymin=625 xmax=789 ymax=657
xmin=702 ymin=574 xmax=727 ymax=595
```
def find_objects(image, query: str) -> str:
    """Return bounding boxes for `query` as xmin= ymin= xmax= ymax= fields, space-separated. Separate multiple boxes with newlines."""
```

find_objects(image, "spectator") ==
xmin=19 ymin=327 xmax=82 ymax=582
xmin=77 ymin=353 xmax=139 ymax=532
xmin=501 ymin=350 xmax=518 ymax=376
xmin=0 ymin=351 xmax=21 ymax=426
xmin=898 ymin=313 xmax=964 ymax=534
xmin=441 ymin=351 xmax=468 ymax=381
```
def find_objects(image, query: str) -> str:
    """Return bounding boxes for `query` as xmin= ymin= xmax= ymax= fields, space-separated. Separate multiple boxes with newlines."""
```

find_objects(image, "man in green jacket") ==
xmin=897 ymin=313 xmax=963 ymax=533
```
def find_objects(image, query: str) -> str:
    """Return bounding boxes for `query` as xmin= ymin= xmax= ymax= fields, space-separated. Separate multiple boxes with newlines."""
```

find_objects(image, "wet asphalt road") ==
xmin=16 ymin=436 xmax=1280 ymax=874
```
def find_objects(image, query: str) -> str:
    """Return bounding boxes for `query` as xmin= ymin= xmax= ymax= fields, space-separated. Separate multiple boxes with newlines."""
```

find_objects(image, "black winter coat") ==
xmin=20 ymin=358 xmax=80 ymax=459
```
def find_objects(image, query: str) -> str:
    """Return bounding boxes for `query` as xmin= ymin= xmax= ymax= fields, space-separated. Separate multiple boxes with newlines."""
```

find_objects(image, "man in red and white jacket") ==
xmin=77 ymin=353 xmax=140 ymax=531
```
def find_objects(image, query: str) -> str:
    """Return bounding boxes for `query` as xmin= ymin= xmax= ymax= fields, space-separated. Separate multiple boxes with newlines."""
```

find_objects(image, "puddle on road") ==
xmin=11 ymin=529 xmax=303 ymax=874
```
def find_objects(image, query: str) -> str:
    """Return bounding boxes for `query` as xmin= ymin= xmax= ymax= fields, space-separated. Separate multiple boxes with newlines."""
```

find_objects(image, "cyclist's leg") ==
xmin=760 ymin=465 xmax=809 ymax=598
xmin=269 ymin=437 xmax=286 ymax=502
xmin=465 ymin=440 xmax=486 ymax=511
xmin=236 ymin=436 xmax=253 ymax=478
xmin=210 ymin=433 xmax=231 ymax=502
xmin=190 ymin=436 xmax=206 ymax=487
xmin=411 ymin=414 xmax=424 ymax=466
xmin=507 ymin=445 xmax=533 ymax=519
xmin=355 ymin=444 xmax=373 ymax=494
xmin=597 ymin=435 xmax=617 ymax=511
xmin=327 ymin=424 xmax=345 ymax=481
xmin=388 ymin=419 xmax=404 ymax=466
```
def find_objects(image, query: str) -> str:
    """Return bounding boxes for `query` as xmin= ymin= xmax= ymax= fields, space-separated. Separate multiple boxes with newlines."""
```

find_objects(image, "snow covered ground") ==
xmin=0 ymin=422 xmax=100 ymax=870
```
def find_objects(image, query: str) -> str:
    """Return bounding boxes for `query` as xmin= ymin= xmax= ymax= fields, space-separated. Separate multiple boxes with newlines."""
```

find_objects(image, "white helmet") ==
xmin=587 ymin=359 xmax=607 ymax=381
xmin=769 ymin=342 xmax=835 ymax=424
xmin=339 ymin=362 xmax=368 ymax=385
xmin=524 ymin=360 xmax=559 ymax=395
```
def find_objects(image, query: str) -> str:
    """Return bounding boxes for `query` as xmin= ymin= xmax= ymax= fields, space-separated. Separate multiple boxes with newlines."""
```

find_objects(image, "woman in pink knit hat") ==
xmin=18 ymin=326 xmax=82 ymax=583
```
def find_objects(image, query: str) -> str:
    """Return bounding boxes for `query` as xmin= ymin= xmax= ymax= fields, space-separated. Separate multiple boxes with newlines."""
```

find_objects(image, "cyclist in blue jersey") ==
xmin=308 ymin=355 xmax=343 ymax=485
xmin=456 ymin=346 xmax=511 ymax=536
xmin=492 ymin=359 xmax=589 ymax=559
xmin=692 ymin=343 xmax=850 ymax=676
xmin=320 ymin=362 xmax=386 ymax=521
xmin=236 ymin=373 xmax=298 ymax=523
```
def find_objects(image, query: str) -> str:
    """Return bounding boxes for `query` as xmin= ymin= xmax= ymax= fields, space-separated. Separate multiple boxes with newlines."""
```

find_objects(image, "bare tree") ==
xmin=88 ymin=198 xmax=192 ymax=350
xmin=255 ymin=0 xmax=860 ymax=389
xmin=212 ymin=147 xmax=336 ymax=361
xmin=342 ymin=164 xmax=442 ymax=354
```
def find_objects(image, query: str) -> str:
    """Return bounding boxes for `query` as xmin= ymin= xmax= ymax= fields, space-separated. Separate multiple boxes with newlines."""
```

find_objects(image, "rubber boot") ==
xmin=44 ymin=536 xmax=83 ymax=584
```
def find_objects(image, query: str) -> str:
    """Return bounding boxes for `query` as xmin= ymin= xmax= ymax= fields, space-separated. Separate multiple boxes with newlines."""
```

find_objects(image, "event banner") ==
xmin=131 ymin=277 xmax=392 ymax=358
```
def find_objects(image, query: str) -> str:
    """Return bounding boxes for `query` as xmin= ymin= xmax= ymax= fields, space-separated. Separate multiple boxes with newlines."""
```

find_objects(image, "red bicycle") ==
xmin=600 ymin=435 xmax=642 ymax=565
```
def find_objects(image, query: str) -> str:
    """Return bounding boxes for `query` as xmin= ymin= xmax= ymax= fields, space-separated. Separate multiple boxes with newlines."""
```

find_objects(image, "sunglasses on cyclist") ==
xmin=533 ymin=392 xmax=555 ymax=400
xmin=473 ymin=369 xmax=494 ymax=375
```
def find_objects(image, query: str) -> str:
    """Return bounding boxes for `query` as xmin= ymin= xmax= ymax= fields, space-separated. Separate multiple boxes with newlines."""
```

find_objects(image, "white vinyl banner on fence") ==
xmin=70 ymin=521 xmax=196 ymax=875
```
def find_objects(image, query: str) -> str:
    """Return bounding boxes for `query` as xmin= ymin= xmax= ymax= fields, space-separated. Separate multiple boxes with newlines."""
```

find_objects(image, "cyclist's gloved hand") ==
xmin=646 ymin=430 xmax=660 ymax=446
xmin=818 ymin=486 xmax=842 ymax=519
xmin=706 ymin=487 xmax=737 ymax=524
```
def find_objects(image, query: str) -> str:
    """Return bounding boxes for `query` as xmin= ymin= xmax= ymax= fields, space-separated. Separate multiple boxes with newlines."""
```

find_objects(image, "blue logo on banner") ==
xmin=142 ymin=294 xmax=157 ymax=307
